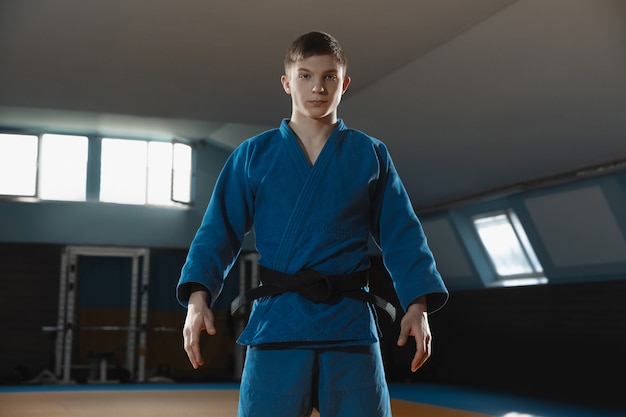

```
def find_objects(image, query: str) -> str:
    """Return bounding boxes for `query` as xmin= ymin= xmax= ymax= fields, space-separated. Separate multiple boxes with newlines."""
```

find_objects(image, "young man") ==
xmin=177 ymin=31 xmax=448 ymax=417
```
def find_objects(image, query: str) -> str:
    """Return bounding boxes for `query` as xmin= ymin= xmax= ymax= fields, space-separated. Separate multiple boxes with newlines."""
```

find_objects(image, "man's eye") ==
xmin=299 ymin=74 xmax=310 ymax=79
xmin=326 ymin=75 xmax=338 ymax=80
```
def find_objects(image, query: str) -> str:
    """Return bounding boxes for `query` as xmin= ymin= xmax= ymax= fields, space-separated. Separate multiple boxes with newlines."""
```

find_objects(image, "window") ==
xmin=473 ymin=210 xmax=546 ymax=286
xmin=1 ymin=131 xmax=192 ymax=207
xmin=146 ymin=141 xmax=173 ymax=205
xmin=100 ymin=138 xmax=192 ymax=206
xmin=39 ymin=134 xmax=89 ymax=201
xmin=100 ymin=139 xmax=148 ymax=205
xmin=172 ymin=142 xmax=192 ymax=203
xmin=0 ymin=133 xmax=89 ymax=200
xmin=0 ymin=133 xmax=39 ymax=196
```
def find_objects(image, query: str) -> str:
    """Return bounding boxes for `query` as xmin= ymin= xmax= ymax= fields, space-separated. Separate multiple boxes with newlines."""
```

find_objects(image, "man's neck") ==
xmin=289 ymin=114 xmax=337 ymax=145
xmin=288 ymin=115 xmax=337 ymax=165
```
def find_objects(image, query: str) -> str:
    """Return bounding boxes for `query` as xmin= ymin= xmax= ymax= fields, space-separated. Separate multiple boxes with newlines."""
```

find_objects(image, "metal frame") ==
xmin=54 ymin=246 xmax=150 ymax=383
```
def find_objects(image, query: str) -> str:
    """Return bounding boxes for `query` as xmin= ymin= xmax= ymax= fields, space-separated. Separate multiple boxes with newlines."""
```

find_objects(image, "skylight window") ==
xmin=473 ymin=210 xmax=546 ymax=285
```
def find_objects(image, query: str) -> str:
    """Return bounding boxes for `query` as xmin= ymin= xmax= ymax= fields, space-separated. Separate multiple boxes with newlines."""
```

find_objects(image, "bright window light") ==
xmin=0 ymin=133 xmax=39 ymax=196
xmin=172 ymin=142 xmax=192 ymax=203
xmin=100 ymin=138 xmax=148 ymax=205
xmin=39 ymin=134 xmax=88 ymax=201
xmin=100 ymin=138 xmax=192 ymax=206
xmin=473 ymin=210 xmax=545 ymax=282
xmin=147 ymin=141 xmax=173 ymax=205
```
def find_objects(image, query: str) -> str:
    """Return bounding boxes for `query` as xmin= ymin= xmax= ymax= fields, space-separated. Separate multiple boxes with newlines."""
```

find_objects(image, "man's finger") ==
xmin=397 ymin=323 xmax=411 ymax=346
xmin=411 ymin=349 xmax=428 ymax=372
xmin=183 ymin=326 xmax=204 ymax=369
xmin=411 ymin=337 xmax=431 ymax=372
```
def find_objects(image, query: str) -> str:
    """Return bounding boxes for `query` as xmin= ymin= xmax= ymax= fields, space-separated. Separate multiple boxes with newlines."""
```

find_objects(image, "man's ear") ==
xmin=281 ymin=75 xmax=291 ymax=94
xmin=342 ymin=75 xmax=351 ymax=94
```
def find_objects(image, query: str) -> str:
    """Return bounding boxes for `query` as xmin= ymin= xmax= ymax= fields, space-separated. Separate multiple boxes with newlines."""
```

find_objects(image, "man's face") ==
xmin=281 ymin=54 xmax=350 ymax=123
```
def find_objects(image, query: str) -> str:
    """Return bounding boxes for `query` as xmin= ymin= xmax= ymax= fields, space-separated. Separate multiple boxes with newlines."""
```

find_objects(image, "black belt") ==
xmin=230 ymin=266 xmax=397 ymax=321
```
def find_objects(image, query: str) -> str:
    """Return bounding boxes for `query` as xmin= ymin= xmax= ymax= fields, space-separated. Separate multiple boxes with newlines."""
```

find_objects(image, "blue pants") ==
xmin=238 ymin=343 xmax=391 ymax=417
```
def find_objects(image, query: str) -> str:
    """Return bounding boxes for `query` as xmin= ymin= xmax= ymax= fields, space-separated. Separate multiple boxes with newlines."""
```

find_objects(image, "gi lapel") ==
xmin=274 ymin=121 xmax=346 ymax=272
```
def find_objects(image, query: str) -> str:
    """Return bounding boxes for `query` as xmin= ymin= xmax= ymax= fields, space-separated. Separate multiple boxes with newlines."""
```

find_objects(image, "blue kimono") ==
xmin=178 ymin=119 xmax=448 ymax=416
xmin=177 ymin=119 xmax=448 ymax=346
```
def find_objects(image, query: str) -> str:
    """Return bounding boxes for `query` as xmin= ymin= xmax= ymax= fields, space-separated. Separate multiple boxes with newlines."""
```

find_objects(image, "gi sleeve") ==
xmin=177 ymin=142 xmax=255 ymax=308
xmin=369 ymin=142 xmax=448 ymax=314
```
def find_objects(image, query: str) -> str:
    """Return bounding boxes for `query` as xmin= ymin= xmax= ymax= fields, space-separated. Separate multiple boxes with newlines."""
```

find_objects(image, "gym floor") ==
xmin=1 ymin=383 xmax=624 ymax=417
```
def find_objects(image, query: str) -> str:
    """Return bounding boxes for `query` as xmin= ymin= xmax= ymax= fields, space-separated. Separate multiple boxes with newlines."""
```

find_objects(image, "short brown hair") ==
xmin=284 ymin=31 xmax=347 ymax=70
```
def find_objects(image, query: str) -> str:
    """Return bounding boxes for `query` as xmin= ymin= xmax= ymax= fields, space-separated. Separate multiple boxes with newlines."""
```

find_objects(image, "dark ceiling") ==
xmin=1 ymin=0 xmax=625 ymax=210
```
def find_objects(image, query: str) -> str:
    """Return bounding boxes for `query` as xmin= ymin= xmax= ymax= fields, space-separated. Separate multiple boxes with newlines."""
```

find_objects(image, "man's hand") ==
xmin=183 ymin=290 xmax=216 ymax=369
xmin=397 ymin=296 xmax=431 ymax=372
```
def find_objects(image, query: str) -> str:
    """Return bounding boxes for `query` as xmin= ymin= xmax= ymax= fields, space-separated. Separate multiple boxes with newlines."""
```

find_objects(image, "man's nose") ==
xmin=312 ymin=82 xmax=326 ymax=93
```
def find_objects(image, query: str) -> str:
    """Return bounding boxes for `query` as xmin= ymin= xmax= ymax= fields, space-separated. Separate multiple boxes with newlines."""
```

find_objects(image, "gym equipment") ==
xmin=45 ymin=246 xmax=151 ymax=383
